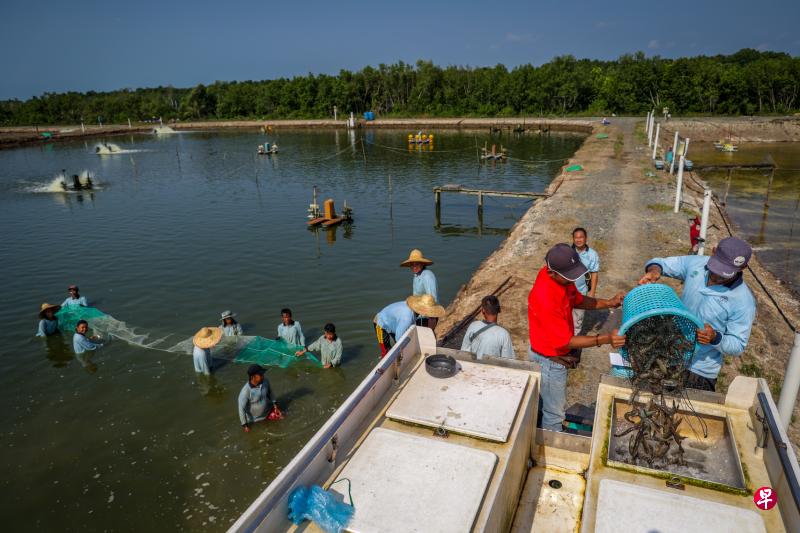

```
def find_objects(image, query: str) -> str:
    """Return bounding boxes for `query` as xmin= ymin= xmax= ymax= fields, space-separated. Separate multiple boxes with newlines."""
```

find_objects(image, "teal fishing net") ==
xmin=56 ymin=307 xmax=320 ymax=368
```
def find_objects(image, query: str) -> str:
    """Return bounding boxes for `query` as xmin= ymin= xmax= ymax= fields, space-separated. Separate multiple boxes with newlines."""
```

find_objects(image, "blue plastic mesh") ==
xmin=618 ymin=284 xmax=703 ymax=364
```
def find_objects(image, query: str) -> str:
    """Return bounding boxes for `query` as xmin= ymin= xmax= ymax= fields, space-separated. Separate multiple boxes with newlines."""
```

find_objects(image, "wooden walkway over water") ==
xmin=433 ymin=185 xmax=549 ymax=228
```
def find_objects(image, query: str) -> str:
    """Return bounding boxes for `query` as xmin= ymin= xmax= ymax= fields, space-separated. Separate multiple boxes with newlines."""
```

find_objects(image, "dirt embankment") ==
xmin=661 ymin=117 xmax=800 ymax=142
xmin=435 ymin=117 xmax=800 ymax=447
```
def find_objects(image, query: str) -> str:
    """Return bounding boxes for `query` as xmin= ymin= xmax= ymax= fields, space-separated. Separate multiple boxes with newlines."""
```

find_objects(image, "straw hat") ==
xmin=193 ymin=327 xmax=222 ymax=349
xmin=220 ymin=310 xmax=237 ymax=321
xmin=39 ymin=302 xmax=61 ymax=319
xmin=406 ymin=294 xmax=446 ymax=318
xmin=400 ymin=249 xmax=433 ymax=267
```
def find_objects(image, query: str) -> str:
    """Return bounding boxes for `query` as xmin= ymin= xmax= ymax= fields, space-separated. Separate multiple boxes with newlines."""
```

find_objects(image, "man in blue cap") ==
xmin=639 ymin=236 xmax=757 ymax=391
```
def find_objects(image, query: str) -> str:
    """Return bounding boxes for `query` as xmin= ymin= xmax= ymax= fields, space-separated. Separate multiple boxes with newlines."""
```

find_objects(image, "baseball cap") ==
xmin=545 ymin=243 xmax=589 ymax=282
xmin=247 ymin=364 xmax=266 ymax=377
xmin=707 ymin=237 xmax=751 ymax=278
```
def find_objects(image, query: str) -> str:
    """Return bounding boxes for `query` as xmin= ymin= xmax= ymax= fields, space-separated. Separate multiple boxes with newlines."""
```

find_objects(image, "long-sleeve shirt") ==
xmin=36 ymin=318 xmax=59 ymax=337
xmin=574 ymin=246 xmax=600 ymax=295
xmin=73 ymin=332 xmax=102 ymax=354
xmin=221 ymin=322 xmax=243 ymax=336
xmin=461 ymin=320 xmax=515 ymax=360
xmin=238 ymin=381 xmax=275 ymax=426
xmin=193 ymin=345 xmax=212 ymax=375
xmin=645 ymin=255 xmax=756 ymax=379
xmin=307 ymin=336 xmax=343 ymax=367
xmin=61 ymin=296 xmax=88 ymax=308
xmin=376 ymin=301 xmax=415 ymax=338
xmin=277 ymin=321 xmax=305 ymax=346
xmin=413 ymin=269 xmax=438 ymax=302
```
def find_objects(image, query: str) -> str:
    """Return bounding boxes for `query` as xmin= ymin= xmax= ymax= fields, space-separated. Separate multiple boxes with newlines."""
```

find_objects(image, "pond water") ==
xmin=0 ymin=129 xmax=583 ymax=531
xmin=689 ymin=142 xmax=800 ymax=294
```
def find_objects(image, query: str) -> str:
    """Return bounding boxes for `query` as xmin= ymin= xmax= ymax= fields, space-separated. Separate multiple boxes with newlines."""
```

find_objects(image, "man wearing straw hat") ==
xmin=639 ymin=236 xmax=756 ymax=392
xmin=401 ymin=249 xmax=440 ymax=330
xmin=36 ymin=303 xmax=61 ymax=337
xmin=374 ymin=294 xmax=446 ymax=357
xmin=193 ymin=326 xmax=222 ymax=375
xmin=528 ymin=244 xmax=625 ymax=432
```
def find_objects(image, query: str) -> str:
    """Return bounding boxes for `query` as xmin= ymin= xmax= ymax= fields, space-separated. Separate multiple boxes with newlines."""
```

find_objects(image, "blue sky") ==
xmin=1 ymin=0 xmax=798 ymax=99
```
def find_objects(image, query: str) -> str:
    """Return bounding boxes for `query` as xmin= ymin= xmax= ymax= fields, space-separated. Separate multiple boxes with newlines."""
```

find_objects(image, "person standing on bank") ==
xmin=461 ymin=295 xmax=514 ymax=360
xmin=528 ymin=244 xmax=625 ymax=432
xmin=238 ymin=364 xmax=278 ymax=432
xmin=401 ymin=249 xmax=440 ymax=330
xmin=571 ymin=227 xmax=600 ymax=335
xmin=192 ymin=326 xmax=222 ymax=375
xmin=36 ymin=303 xmax=61 ymax=337
xmin=639 ymin=236 xmax=756 ymax=392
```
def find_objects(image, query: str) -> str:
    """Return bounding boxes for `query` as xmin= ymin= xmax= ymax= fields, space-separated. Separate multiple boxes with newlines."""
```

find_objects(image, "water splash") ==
xmin=30 ymin=170 xmax=101 ymax=193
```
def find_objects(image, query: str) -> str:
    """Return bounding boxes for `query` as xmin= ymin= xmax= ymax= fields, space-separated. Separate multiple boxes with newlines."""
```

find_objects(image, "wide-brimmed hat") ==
xmin=406 ymin=294 xmax=446 ymax=318
xmin=220 ymin=310 xmax=237 ymax=321
xmin=400 ymin=249 xmax=433 ymax=267
xmin=707 ymin=237 xmax=752 ymax=278
xmin=193 ymin=327 xmax=222 ymax=349
xmin=545 ymin=243 xmax=589 ymax=282
xmin=39 ymin=302 xmax=61 ymax=318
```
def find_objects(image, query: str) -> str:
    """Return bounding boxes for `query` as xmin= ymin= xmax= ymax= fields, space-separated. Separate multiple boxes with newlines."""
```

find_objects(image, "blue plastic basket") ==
xmin=618 ymin=284 xmax=703 ymax=364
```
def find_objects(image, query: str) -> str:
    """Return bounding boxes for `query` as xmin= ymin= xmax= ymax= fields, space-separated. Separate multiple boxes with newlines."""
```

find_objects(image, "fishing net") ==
xmin=56 ymin=306 xmax=320 ymax=368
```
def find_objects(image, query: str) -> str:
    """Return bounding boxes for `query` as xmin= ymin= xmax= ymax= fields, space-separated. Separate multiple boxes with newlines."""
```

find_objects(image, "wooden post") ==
xmin=765 ymin=168 xmax=775 ymax=207
xmin=478 ymin=190 xmax=484 ymax=218
xmin=435 ymin=190 xmax=441 ymax=223
xmin=723 ymin=169 xmax=732 ymax=206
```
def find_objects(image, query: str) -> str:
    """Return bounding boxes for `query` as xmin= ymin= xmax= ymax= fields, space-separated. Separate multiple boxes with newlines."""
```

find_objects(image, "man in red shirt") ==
xmin=528 ymin=243 xmax=626 ymax=432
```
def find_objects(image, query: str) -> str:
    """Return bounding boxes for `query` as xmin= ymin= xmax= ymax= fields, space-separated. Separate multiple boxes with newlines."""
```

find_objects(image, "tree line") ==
xmin=1 ymin=49 xmax=798 ymax=126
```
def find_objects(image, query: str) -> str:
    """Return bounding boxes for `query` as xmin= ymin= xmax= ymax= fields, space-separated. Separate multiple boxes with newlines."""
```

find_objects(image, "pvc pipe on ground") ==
xmin=697 ymin=187 xmax=711 ymax=255
xmin=652 ymin=123 xmax=660 ymax=160
xmin=646 ymin=113 xmax=652 ymax=146
xmin=669 ymin=131 xmax=680 ymax=174
xmin=778 ymin=333 xmax=800 ymax=431
xmin=673 ymin=155 xmax=685 ymax=213
xmin=684 ymin=137 xmax=690 ymax=159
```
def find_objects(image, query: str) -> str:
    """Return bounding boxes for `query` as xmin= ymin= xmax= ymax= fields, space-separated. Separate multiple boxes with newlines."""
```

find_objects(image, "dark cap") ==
xmin=247 ymin=364 xmax=266 ymax=377
xmin=545 ymin=243 xmax=589 ymax=282
xmin=707 ymin=237 xmax=751 ymax=278
xmin=68 ymin=285 xmax=79 ymax=291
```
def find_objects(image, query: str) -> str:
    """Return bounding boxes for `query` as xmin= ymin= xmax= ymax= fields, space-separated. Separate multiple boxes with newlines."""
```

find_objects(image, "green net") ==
xmin=56 ymin=306 xmax=321 ymax=368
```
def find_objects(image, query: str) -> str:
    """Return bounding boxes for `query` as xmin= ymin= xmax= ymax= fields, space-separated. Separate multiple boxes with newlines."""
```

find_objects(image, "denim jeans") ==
xmin=529 ymin=348 xmax=568 ymax=432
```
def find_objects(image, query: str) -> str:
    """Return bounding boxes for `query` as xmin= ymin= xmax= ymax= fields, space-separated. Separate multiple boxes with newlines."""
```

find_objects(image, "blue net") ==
xmin=234 ymin=337 xmax=320 ymax=368
xmin=288 ymin=484 xmax=354 ymax=533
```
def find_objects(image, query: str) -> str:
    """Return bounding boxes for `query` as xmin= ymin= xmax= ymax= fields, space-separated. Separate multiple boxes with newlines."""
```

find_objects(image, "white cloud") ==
xmin=648 ymin=39 xmax=660 ymax=49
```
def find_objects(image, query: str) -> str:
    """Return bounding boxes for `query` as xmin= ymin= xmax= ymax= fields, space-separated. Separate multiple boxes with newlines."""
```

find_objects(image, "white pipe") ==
xmin=647 ymin=113 xmax=653 ymax=147
xmin=684 ymin=137 xmax=690 ymax=159
xmin=669 ymin=131 xmax=680 ymax=174
xmin=673 ymin=155 xmax=685 ymax=213
xmin=652 ymin=123 xmax=660 ymax=160
xmin=778 ymin=333 xmax=800 ymax=431
xmin=697 ymin=187 xmax=711 ymax=255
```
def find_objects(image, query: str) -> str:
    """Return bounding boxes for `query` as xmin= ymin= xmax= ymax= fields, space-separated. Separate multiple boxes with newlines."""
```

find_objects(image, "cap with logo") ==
xmin=545 ymin=243 xmax=589 ymax=282
xmin=707 ymin=237 xmax=752 ymax=278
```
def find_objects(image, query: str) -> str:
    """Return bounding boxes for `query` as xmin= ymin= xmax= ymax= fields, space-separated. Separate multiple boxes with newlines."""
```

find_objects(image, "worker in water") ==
xmin=238 ymin=364 xmax=278 ymax=433
xmin=295 ymin=323 xmax=343 ymax=368
xmin=219 ymin=310 xmax=243 ymax=336
xmin=571 ymin=227 xmax=601 ymax=335
xmin=73 ymin=320 xmax=103 ymax=354
xmin=36 ymin=303 xmax=61 ymax=337
xmin=528 ymin=244 xmax=625 ymax=432
xmin=374 ymin=294 xmax=446 ymax=357
xmin=277 ymin=308 xmax=305 ymax=346
xmin=461 ymin=295 xmax=514 ymax=360
xmin=192 ymin=326 xmax=222 ymax=375
xmin=62 ymin=285 xmax=87 ymax=307
xmin=639 ymin=236 xmax=756 ymax=392
xmin=401 ymin=249 xmax=440 ymax=330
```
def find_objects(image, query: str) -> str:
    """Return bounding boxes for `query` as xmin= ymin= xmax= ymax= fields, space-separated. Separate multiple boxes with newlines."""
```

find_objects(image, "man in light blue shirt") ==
xmin=220 ymin=310 xmax=243 ymax=336
xmin=73 ymin=320 xmax=103 ymax=354
xmin=402 ymin=249 xmax=440 ymax=330
xmin=277 ymin=308 xmax=305 ymax=346
xmin=374 ymin=294 xmax=445 ymax=356
xmin=639 ymin=237 xmax=756 ymax=392
xmin=62 ymin=285 xmax=88 ymax=308
xmin=461 ymin=296 xmax=515 ymax=360
xmin=571 ymin=228 xmax=600 ymax=335
xmin=238 ymin=365 xmax=277 ymax=432
xmin=36 ymin=303 xmax=60 ymax=337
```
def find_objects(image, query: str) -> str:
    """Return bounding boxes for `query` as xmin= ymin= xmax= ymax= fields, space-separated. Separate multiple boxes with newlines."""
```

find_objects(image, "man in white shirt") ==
xmin=461 ymin=295 xmax=515 ymax=360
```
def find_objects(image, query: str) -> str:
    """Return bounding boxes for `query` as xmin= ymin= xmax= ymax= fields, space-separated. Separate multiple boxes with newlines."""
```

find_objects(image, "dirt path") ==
xmin=436 ymin=117 xmax=800 ymax=448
